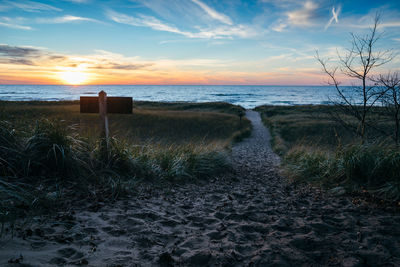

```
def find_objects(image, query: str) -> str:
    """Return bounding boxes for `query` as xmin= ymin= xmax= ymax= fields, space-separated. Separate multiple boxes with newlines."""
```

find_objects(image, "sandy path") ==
xmin=1 ymin=111 xmax=400 ymax=266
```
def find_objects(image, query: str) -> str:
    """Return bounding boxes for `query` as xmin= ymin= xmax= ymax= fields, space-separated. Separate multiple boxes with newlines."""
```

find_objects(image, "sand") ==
xmin=1 ymin=110 xmax=400 ymax=266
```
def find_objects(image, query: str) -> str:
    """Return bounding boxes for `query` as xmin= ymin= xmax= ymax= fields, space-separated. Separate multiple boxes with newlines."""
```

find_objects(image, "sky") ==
xmin=0 ymin=0 xmax=400 ymax=85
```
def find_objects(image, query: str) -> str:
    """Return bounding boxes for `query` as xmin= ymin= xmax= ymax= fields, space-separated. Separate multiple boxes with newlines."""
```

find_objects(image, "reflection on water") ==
xmin=0 ymin=85 xmax=361 ymax=108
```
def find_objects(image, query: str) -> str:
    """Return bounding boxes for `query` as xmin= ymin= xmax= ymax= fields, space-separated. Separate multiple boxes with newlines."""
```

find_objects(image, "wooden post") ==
xmin=99 ymin=90 xmax=109 ymax=138
xmin=99 ymin=91 xmax=109 ymax=155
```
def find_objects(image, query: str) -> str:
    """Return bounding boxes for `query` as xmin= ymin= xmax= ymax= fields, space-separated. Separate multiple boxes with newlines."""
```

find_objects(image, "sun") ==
xmin=59 ymin=71 xmax=88 ymax=85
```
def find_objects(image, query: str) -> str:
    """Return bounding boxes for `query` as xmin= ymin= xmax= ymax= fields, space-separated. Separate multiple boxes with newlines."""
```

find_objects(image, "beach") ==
xmin=1 ymin=110 xmax=399 ymax=266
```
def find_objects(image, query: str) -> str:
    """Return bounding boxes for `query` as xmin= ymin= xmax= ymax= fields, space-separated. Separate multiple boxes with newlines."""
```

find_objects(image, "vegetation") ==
xmin=256 ymin=105 xmax=400 ymax=202
xmin=316 ymin=14 xmax=394 ymax=142
xmin=0 ymin=100 xmax=251 ymax=145
xmin=375 ymin=72 xmax=400 ymax=145
xmin=0 ymin=100 xmax=251 ymax=231
xmin=259 ymin=14 xmax=400 ymax=203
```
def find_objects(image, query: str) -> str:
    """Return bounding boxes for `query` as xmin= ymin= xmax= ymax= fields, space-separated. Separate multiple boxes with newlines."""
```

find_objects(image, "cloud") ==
xmin=0 ymin=21 xmax=32 ymax=30
xmin=379 ymin=22 xmax=400 ymax=28
xmin=337 ymin=20 xmax=400 ymax=29
xmin=286 ymin=1 xmax=318 ymax=27
xmin=193 ymin=24 xmax=256 ymax=39
xmin=0 ymin=58 xmax=35 ymax=65
xmin=0 ymin=44 xmax=70 ymax=66
xmin=37 ymin=15 xmax=99 ymax=24
xmin=106 ymin=10 xmax=187 ymax=35
xmin=4 ymin=0 xmax=61 ymax=12
xmin=106 ymin=9 xmax=255 ymax=39
xmin=0 ymin=16 xmax=32 ymax=30
xmin=271 ymin=0 xmax=320 ymax=32
xmin=89 ymin=62 xmax=153 ymax=70
xmin=190 ymin=0 xmax=233 ymax=25
xmin=131 ymin=0 xmax=220 ymax=24
xmin=0 ymin=44 xmax=44 ymax=65
xmin=271 ymin=20 xmax=287 ymax=32
xmin=324 ymin=5 xmax=341 ymax=30
xmin=0 ymin=44 xmax=42 ymax=58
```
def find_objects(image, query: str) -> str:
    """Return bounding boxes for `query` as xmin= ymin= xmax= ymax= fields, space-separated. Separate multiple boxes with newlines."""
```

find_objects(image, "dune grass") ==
xmin=256 ymin=105 xmax=400 ymax=202
xmin=0 ymin=100 xmax=251 ymax=230
xmin=0 ymin=100 xmax=250 ymax=145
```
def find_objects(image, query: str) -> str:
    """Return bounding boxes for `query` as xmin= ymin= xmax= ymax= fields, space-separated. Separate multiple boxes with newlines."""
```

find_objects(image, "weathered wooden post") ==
xmin=98 ymin=90 xmax=109 ymax=158
xmin=99 ymin=90 xmax=109 ymax=140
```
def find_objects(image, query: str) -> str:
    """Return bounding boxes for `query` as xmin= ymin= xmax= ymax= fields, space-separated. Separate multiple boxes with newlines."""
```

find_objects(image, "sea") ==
xmin=0 ymin=85 xmax=357 ymax=109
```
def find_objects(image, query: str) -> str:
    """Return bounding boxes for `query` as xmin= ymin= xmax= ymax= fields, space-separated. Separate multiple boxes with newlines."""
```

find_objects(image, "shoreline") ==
xmin=0 ymin=85 xmax=353 ymax=109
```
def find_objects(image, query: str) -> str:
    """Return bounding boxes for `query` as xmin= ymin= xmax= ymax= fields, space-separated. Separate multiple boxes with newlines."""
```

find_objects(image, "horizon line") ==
xmin=0 ymin=84 xmax=345 ymax=87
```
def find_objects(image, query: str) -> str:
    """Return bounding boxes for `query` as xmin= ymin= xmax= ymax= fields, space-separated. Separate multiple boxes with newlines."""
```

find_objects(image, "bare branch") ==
xmin=315 ymin=12 xmax=396 ymax=142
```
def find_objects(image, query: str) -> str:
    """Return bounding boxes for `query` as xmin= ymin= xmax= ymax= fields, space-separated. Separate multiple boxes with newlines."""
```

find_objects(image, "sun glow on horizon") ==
xmin=59 ymin=70 xmax=89 ymax=85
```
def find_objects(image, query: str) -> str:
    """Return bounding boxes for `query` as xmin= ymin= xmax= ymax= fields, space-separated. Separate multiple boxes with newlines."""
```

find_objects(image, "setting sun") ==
xmin=59 ymin=71 xmax=88 ymax=85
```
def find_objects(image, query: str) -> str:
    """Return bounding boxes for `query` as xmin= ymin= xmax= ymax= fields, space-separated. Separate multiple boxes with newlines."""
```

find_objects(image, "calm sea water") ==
xmin=0 ymin=85 xmax=352 ymax=108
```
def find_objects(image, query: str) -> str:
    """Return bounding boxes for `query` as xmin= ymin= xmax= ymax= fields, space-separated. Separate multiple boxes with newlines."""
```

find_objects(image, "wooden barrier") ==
xmin=80 ymin=96 xmax=133 ymax=114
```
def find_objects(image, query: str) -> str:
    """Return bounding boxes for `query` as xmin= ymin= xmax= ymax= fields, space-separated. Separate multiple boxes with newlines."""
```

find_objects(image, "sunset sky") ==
xmin=1 ymin=0 xmax=400 ymax=85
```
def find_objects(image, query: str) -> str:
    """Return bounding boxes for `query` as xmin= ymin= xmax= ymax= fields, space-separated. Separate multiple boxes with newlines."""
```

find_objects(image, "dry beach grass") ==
xmin=256 ymin=105 xmax=400 ymax=203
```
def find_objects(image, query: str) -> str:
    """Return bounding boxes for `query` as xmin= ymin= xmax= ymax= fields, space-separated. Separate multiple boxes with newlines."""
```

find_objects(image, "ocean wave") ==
xmin=271 ymin=100 xmax=295 ymax=104
xmin=211 ymin=93 xmax=256 ymax=97
xmin=321 ymin=100 xmax=335 ymax=105
xmin=0 ymin=92 xmax=20 ymax=94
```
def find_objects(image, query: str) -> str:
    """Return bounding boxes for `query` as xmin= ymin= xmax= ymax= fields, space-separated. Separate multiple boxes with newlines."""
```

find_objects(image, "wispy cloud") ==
xmin=106 ymin=10 xmax=187 ymax=35
xmin=4 ymin=0 xmax=61 ymax=12
xmin=337 ymin=20 xmax=400 ymax=29
xmin=0 ymin=44 xmax=41 ymax=57
xmin=37 ymin=15 xmax=99 ymax=24
xmin=106 ymin=9 xmax=255 ymax=39
xmin=0 ymin=21 xmax=31 ymax=30
xmin=89 ymin=63 xmax=153 ymax=70
xmin=190 ymin=0 xmax=232 ymax=25
xmin=379 ymin=22 xmax=400 ymax=28
xmin=0 ymin=44 xmax=44 ymax=65
xmin=271 ymin=21 xmax=286 ymax=32
xmin=287 ymin=1 xmax=317 ymax=27
xmin=324 ymin=5 xmax=341 ymax=30
xmin=271 ymin=1 xmax=321 ymax=32
xmin=193 ymin=24 xmax=256 ymax=39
